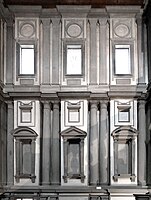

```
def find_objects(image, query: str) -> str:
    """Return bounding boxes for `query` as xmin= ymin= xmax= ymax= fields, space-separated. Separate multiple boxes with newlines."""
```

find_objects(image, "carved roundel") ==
xmin=66 ymin=23 xmax=82 ymax=38
xmin=20 ymin=22 xmax=35 ymax=38
xmin=114 ymin=23 xmax=130 ymax=38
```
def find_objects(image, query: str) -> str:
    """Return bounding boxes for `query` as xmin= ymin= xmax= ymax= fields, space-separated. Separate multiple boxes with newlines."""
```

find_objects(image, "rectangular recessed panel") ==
xmin=23 ymin=143 xmax=31 ymax=174
xmin=68 ymin=109 xmax=80 ymax=123
xmin=21 ymin=110 xmax=31 ymax=123
xmin=117 ymin=143 xmax=128 ymax=174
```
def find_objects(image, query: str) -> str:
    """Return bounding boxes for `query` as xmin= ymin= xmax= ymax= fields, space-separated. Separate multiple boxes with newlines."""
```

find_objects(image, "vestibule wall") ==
xmin=0 ymin=2 xmax=149 ymax=200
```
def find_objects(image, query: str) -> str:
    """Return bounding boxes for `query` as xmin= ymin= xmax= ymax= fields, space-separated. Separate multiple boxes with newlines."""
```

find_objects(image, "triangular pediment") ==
xmin=61 ymin=126 xmax=87 ymax=138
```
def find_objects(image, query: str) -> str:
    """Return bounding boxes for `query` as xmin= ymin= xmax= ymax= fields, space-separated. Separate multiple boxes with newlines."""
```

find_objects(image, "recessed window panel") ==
xmin=115 ymin=45 xmax=131 ymax=75
xmin=66 ymin=45 xmax=82 ymax=75
xmin=20 ymin=45 xmax=34 ymax=75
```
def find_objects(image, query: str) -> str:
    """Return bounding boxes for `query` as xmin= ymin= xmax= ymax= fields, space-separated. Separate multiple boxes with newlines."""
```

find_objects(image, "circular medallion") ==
xmin=67 ymin=23 xmax=82 ymax=38
xmin=114 ymin=24 xmax=130 ymax=38
xmin=20 ymin=23 xmax=35 ymax=38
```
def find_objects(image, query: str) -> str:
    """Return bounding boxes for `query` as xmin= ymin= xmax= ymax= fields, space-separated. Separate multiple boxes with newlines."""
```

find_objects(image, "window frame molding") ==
xmin=16 ymin=40 xmax=37 ymax=78
xmin=112 ymin=41 xmax=134 ymax=77
xmin=111 ymin=126 xmax=138 ymax=182
xmin=63 ymin=39 xmax=85 ymax=78
xmin=13 ymin=127 xmax=38 ymax=183
xmin=61 ymin=126 xmax=87 ymax=183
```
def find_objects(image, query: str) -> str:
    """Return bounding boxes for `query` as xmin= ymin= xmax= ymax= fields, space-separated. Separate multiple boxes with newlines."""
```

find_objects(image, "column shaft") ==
xmin=89 ymin=101 xmax=99 ymax=185
xmin=7 ymin=101 xmax=14 ymax=185
xmin=51 ymin=101 xmax=60 ymax=185
xmin=99 ymin=101 xmax=109 ymax=184
xmin=138 ymin=100 xmax=146 ymax=185
xmin=42 ymin=101 xmax=51 ymax=185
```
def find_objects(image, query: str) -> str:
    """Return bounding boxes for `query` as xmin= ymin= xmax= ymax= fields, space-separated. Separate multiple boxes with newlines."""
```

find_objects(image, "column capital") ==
xmin=51 ymin=17 xmax=61 ymax=25
xmin=100 ymin=100 xmax=108 ymax=108
xmin=41 ymin=18 xmax=51 ymax=26
xmin=136 ymin=13 xmax=142 ymax=26
xmin=98 ymin=18 xmax=108 ymax=26
xmin=138 ymin=99 xmax=146 ymax=107
xmin=90 ymin=100 xmax=99 ymax=108
xmin=88 ymin=18 xmax=98 ymax=26
xmin=42 ymin=100 xmax=51 ymax=109
xmin=6 ymin=100 xmax=14 ymax=109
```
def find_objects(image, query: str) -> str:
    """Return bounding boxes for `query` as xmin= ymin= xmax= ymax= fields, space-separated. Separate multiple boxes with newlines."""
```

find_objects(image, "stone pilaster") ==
xmin=41 ymin=19 xmax=51 ymax=84
xmin=51 ymin=18 xmax=60 ymax=85
xmin=136 ymin=14 xmax=145 ymax=84
xmin=99 ymin=100 xmax=109 ymax=184
xmin=6 ymin=101 xmax=14 ymax=185
xmin=50 ymin=101 xmax=60 ymax=185
xmin=99 ymin=19 xmax=108 ymax=85
xmin=89 ymin=101 xmax=99 ymax=185
xmin=6 ymin=19 xmax=14 ymax=85
xmin=138 ymin=100 xmax=146 ymax=185
xmin=89 ymin=19 xmax=98 ymax=85
xmin=42 ymin=101 xmax=51 ymax=185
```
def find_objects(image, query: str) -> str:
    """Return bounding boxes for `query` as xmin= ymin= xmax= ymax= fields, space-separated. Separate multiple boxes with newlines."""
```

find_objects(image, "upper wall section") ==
xmin=0 ymin=4 xmax=147 ymax=96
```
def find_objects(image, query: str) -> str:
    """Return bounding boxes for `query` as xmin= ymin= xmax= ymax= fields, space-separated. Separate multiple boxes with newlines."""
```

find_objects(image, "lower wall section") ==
xmin=0 ymin=187 xmax=149 ymax=200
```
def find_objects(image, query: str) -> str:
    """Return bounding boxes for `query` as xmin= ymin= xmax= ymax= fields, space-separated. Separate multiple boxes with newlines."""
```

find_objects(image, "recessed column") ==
xmin=138 ymin=99 xmax=146 ymax=185
xmin=7 ymin=101 xmax=14 ymax=185
xmin=89 ymin=101 xmax=99 ymax=185
xmin=42 ymin=101 xmax=51 ymax=185
xmin=99 ymin=100 xmax=109 ymax=184
xmin=51 ymin=101 xmax=60 ymax=185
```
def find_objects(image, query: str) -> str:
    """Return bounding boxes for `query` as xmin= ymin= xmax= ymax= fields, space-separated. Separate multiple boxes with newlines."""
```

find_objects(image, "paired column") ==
xmin=42 ymin=101 xmax=51 ymax=185
xmin=99 ymin=101 xmax=109 ymax=184
xmin=50 ymin=101 xmax=60 ymax=185
xmin=7 ymin=101 xmax=14 ymax=185
xmin=138 ymin=100 xmax=146 ymax=185
xmin=89 ymin=101 xmax=99 ymax=185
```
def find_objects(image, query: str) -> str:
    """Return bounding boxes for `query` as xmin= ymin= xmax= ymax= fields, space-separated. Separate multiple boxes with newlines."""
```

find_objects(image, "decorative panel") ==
xmin=64 ymin=100 xmax=84 ymax=127
xmin=15 ymin=18 xmax=39 ymax=40
xmin=64 ymin=19 xmax=84 ymax=39
xmin=111 ymin=18 xmax=133 ymax=39
xmin=114 ymin=100 xmax=134 ymax=126
xmin=17 ymin=101 xmax=35 ymax=127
